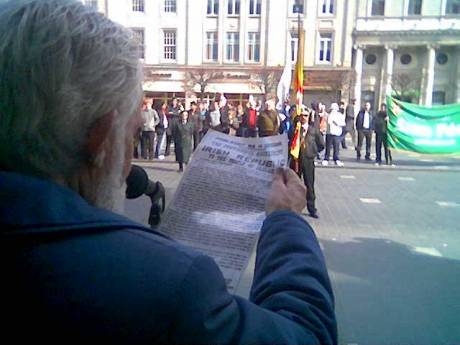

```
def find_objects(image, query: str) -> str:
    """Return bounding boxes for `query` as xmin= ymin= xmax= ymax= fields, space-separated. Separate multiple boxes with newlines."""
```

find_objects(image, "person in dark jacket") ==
xmin=0 ymin=1 xmax=337 ymax=344
xmin=374 ymin=103 xmax=393 ymax=165
xmin=165 ymin=98 xmax=181 ymax=156
xmin=299 ymin=110 xmax=325 ymax=218
xmin=189 ymin=101 xmax=203 ymax=150
xmin=172 ymin=110 xmax=194 ymax=172
xmin=355 ymin=101 xmax=374 ymax=161
xmin=341 ymin=98 xmax=357 ymax=149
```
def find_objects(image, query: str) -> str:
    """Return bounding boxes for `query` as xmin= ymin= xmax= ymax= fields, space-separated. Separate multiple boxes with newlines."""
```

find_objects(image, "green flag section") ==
xmin=387 ymin=96 xmax=460 ymax=154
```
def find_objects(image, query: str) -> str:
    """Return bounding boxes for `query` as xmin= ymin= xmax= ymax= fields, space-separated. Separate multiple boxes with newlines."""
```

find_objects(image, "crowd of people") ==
xmin=136 ymin=94 xmax=394 ymax=172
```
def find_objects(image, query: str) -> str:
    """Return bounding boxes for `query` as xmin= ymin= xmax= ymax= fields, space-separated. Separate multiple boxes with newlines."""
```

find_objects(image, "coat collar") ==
xmin=0 ymin=171 xmax=151 ymax=236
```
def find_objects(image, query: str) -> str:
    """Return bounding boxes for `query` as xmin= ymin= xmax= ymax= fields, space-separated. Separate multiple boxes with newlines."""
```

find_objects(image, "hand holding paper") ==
xmin=266 ymin=168 xmax=306 ymax=216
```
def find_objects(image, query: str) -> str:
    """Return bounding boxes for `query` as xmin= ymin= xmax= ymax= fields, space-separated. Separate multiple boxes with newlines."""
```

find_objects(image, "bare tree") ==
xmin=183 ymin=68 xmax=223 ymax=101
xmin=250 ymin=68 xmax=283 ymax=102
xmin=391 ymin=72 xmax=421 ymax=103
xmin=328 ymin=69 xmax=354 ymax=102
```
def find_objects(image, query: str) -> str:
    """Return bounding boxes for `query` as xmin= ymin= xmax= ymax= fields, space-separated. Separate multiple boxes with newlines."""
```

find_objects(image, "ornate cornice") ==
xmin=353 ymin=29 xmax=460 ymax=37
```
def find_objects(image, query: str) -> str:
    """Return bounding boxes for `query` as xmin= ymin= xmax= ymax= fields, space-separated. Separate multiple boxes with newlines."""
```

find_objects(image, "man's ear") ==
xmin=84 ymin=111 xmax=116 ymax=160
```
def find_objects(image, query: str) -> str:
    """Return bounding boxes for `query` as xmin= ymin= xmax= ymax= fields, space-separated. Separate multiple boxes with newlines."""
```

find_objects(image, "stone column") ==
xmin=354 ymin=45 xmax=363 ymax=108
xmin=385 ymin=45 xmax=394 ymax=99
xmin=423 ymin=45 xmax=436 ymax=106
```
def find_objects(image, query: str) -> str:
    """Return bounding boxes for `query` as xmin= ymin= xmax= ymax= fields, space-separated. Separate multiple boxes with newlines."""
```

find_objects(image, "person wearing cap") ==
xmin=299 ymin=110 xmax=325 ymax=218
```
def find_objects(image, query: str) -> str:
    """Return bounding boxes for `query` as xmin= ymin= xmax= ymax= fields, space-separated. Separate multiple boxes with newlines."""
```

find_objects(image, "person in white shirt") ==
xmin=322 ymin=103 xmax=346 ymax=167
xmin=355 ymin=102 xmax=374 ymax=161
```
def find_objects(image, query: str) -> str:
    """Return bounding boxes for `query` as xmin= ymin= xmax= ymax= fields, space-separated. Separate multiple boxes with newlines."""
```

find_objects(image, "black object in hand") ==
xmin=126 ymin=165 xmax=166 ymax=227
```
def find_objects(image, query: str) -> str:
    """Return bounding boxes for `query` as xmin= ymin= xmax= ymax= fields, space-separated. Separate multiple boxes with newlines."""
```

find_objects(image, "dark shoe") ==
xmin=309 ymin=213 xmax=319 ymax=219
xmin=365 ymin=157 xmax=372 ymax=161
xmin=356 ymin=155 xmax=361 ymax=161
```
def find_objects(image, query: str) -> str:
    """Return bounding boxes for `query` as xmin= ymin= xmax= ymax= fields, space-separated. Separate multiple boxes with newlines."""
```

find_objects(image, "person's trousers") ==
xmin=324 ymin=135 xmax=341 ymax=162
xmin=193 ymin=131 xmax=201 ymax=151
xmin=341 ymin=122 xmax=356 ymax=148
xmin=301 ymin=158 xmax=316 ymax=215
xmin=245 ymin=128 xmax=257 ymax=138
xmin=155 ymin=131 xmax=165 ymax=157
xmin=141 ymin=131 xmax=156 ymax=160
xmin=375 ymin=132 xmax=393 ymax=164
xmin=165 ymin=133 xmax=173 ymax=156
xmin=133 ymin=135 xmax=140 ymax=159
xmin=357 ymin=129 xmax=372 ymax=159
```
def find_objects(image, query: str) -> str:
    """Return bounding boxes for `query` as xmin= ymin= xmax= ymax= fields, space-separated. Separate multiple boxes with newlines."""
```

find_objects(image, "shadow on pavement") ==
xmin=322 ymin=237 xmax=460 ymax=345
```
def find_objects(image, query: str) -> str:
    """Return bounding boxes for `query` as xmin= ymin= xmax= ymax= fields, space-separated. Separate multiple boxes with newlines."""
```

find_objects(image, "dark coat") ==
xmin=172 ymin=120 xmax=194 ymax=163
xmin=355 ymin=109 xmax=374 ymax=131
xmin=155 ymin=110 xmax=168 ymax=134
xmin=1 ymin=171 xmax=337 ymax=344
xmin=300 ymin=124 xmax=325 ymax=160
xmin=374 ymin=110 xmax=388 ymax=134
xmin=190 ymin=110 xmax=203 ymax=132
xmin=166 ymin=106 xmax=181 ymax=135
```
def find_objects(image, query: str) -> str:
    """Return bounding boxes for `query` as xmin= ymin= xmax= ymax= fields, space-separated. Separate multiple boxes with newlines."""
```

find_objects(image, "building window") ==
xmin=407 ymin=0 xmax=422 ymax=15
xmin=207 ymin=0 xmax=219 ymax=15
xmin=206 ymin=32 xmax=218 ymax=61
xmin=292 ymin=0 xmax=304 ymax=14
xmin=318 ymin=32 xmax=332 ymax=64
xmin=226 ymin=32 xmax=240 ymax=62
xmin=249 ymin=0 xmax=262 ymax=15
xmin=446 ymin=0 xmax=460 ymax=14
xmin=132 ymin=28 xmax=145 ymax=59
xmin=365 ymin=53 xmax=377 ymax=65
xmin=400 ymin=54 xmax=412 ymax=65
xmin=371 ymin=0 xmax=385 ymax=16
xmin=320 ymin=0 xmax=334 ymax=15
xmin=228 ymin=0 xmax=240 ymax=15
xmin=164 ymin=0 xmax=176 ymax=13
xmin=247 ymin=32 xmax=260 ymax=62
xmin=83 ymin=0 xmax=98 ymax=10
xmin=163 ymin=30 xmax=176 ymax=61
xmin=436 ymin=52 xmax=448 ymax=65
xmin=290 ymin=32 xmax=298 ymax=62
xmin=132 ymin=0 xmax=145 ymax=12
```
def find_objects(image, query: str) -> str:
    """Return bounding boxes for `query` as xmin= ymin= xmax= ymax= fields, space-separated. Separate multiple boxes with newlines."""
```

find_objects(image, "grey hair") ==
xmin=0 ymin=0 xmax=143 ymax=179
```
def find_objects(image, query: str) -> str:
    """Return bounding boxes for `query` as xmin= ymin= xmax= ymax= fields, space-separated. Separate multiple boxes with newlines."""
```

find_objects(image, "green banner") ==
xmin=387 ymin=96 xmax=460 ymax=154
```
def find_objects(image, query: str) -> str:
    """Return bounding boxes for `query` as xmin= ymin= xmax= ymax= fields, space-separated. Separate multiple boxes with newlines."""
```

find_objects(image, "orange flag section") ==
xmin=290 ymin=122 xmax=302 ymax=160
xmin=293 ymin=29 xmax=305 ymax=117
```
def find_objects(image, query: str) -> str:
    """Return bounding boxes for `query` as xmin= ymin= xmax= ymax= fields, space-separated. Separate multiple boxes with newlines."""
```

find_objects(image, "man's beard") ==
xmin=93 ymin=178 xmax=126 ymax=214
xmin=90 ymin=124 xmax=127 ymax=214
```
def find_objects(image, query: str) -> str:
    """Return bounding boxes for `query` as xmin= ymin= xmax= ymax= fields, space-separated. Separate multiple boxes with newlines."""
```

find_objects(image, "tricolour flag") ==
xmin=289 ymin=121 xmax=302 ymax=160
xmin=293 ymin=29 xmax=305 ymax=117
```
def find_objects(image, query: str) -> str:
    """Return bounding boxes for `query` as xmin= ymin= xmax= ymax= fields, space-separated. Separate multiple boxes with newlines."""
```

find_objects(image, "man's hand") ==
xmin=266 ymin=168 xmax=306 ymax=216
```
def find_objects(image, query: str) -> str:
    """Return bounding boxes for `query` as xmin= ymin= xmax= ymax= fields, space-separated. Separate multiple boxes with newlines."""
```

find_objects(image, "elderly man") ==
xmin=0 ymin=1 xmax=337 ymax=344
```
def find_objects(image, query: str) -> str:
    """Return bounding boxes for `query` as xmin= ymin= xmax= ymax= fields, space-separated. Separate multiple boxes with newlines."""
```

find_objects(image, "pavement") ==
xmin=124 ymin=143 xmax=460 ymax=345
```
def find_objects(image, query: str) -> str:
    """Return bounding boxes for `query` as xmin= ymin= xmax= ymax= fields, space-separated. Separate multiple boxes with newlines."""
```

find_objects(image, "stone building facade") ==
xmin=354 ymin=0 xmax=460 ymax=108
xmin=82 ymin=0 xmax=460 ymax=107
